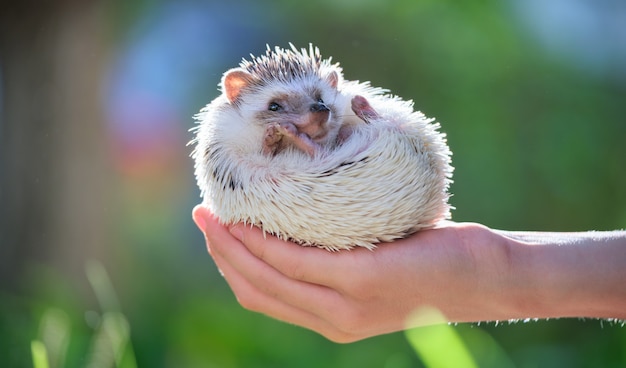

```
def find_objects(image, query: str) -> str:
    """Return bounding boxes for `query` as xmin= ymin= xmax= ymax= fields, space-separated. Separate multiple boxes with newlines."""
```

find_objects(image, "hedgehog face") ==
xmin=216 ymin=45 xmax=357 ymax=155
xmin=222 ymin=68 xmax=345 ymax=149
xmin=250 ymin=76 xmax=343 ymax=146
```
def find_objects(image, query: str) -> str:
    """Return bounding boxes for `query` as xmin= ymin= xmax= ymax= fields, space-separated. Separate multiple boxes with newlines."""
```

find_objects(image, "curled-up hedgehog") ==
xmin=191 ymin=44 xmax=453 ymax=251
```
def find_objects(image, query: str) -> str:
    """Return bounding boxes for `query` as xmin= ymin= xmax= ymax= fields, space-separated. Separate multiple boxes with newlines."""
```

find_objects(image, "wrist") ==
xmin=437 ymin=223 xmax=531 ymax=323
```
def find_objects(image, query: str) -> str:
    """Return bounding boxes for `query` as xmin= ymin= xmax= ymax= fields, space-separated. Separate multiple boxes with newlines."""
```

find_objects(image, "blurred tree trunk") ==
xmin=0 ymin=1 xmax=111 ymax=291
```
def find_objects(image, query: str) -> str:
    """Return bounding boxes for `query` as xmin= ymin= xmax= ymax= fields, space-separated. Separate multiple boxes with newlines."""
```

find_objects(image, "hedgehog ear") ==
xmin=326 ymin=70 xmax=339 ymax=89
xmin=222 ymin=69 xmax=254 ymax=103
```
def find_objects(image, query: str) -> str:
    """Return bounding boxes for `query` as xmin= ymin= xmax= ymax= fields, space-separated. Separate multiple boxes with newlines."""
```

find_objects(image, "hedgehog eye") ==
xmin=317 ymin=98 xmax=324 ymax=104
xmin=268 ymin=102 xmax=282 ymax=112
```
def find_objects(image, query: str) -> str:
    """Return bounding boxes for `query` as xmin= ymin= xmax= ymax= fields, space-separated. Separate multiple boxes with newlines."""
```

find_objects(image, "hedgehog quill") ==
xmin=191 ymin=44 xmax=453 ymax=251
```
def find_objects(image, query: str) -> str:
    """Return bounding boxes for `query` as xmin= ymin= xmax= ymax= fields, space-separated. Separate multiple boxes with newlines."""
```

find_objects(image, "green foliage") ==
xmin=27 ymin=262 xmax=136 ymax=368
xmin=31 ymin=341 xmax=49 ymax=368
xmin=406 ymin=308 xmax=480 ymax=368
xmin=405 ymin=308 xmax=517 ymax=368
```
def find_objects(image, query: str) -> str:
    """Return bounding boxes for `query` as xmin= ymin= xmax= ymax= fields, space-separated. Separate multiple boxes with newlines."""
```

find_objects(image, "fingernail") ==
xmin=229 ymin=224 xmax=243 ymax=241
xmin=192 ymin=206 xmax=207 ymax=234
xmin=194 ymin=216 xmax=206 ymax=234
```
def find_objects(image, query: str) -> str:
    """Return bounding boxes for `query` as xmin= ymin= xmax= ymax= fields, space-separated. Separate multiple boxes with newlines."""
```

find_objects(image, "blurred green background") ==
xmin=1 ymin=0 xmax=625 ymax=367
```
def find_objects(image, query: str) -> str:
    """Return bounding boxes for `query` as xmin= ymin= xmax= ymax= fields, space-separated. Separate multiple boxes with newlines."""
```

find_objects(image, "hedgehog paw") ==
xmin=278 ymin=122 xmax=319 ymax=157
xmin=263 ymin=123 xmax=284 ymax=156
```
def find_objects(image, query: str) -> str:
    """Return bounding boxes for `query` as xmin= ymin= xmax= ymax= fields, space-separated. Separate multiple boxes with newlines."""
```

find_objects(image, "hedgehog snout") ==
xmin=293 ymin=106 xmax=331 ymax=141
xmin=310 ymin=101 xmax=330 ymax=113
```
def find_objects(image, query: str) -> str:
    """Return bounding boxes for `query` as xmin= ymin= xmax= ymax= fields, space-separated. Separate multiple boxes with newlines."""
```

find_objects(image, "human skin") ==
xmin=192 ymin=205 xmax=626 ymax=343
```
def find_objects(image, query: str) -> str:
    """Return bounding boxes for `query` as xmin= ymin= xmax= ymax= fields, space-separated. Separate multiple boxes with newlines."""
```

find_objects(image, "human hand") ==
xmin=192 ymin=205 xmax=518 ymax=342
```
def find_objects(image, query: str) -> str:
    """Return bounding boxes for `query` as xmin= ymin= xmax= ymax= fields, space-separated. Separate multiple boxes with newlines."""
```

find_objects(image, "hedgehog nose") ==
xmin=310 ymin=101 xmax=330 ymax=113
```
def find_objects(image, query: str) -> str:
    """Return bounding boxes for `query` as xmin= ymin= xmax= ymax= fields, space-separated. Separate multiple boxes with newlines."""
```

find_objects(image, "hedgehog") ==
xmin=191 ymin=44 xmax=453 ymax=251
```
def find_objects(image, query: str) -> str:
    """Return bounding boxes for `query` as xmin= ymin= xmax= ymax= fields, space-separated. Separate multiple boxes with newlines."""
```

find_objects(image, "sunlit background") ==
xmin=1 ymin=0 xmax=625 ymax=367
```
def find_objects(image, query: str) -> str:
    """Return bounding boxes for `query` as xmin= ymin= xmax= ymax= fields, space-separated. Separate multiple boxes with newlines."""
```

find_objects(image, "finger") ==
xmin=197 ymin=210 xmax=348 ymax=324
xmin=208 ymin=248 xmax=356 ymax=342
xmin=229 ymin=223 xmax=372 ymax=287
xmin=193 ymin=208 xmax=398 ymax=342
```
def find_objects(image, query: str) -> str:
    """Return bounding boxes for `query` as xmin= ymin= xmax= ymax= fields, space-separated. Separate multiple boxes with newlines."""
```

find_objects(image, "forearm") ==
xmin=495 ymin=229 xmax=626 ymax=321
